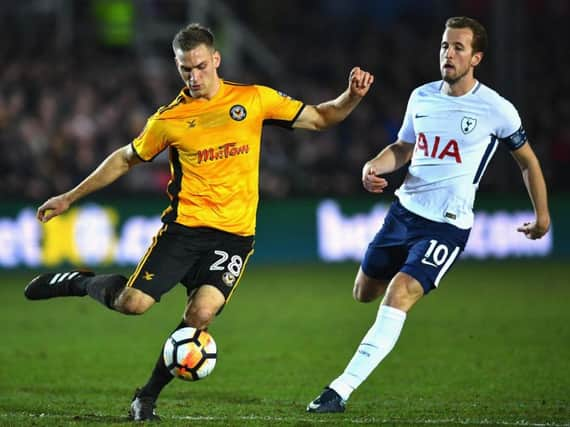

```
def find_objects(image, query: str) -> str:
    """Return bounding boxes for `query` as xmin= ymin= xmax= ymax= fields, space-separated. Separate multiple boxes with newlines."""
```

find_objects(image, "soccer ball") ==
xmin=163 ymin=327 xmax=217 ymax=381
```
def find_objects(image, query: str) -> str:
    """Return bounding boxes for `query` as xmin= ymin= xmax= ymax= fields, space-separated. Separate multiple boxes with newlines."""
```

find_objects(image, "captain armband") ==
xmin=500 ymin=126 xmax=527 ymax=151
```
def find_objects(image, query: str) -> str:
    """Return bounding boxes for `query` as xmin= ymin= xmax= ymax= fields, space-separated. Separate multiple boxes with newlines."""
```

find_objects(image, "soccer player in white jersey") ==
xmin=307 ymin=16 xmax=550 ymax=413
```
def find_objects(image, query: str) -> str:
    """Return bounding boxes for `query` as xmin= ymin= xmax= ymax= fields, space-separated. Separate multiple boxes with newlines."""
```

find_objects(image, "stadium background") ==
xmin=1 ymin=1 xmax=569 ymax=425
xmin=1 ymin=0 xmax=569 ymax=267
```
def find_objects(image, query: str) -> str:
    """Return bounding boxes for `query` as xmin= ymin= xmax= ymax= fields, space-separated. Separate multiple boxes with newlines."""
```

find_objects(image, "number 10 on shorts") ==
xmin=421 ymin=239 xmax=461 ymax=287
xmin=421 ymin=240 xmax=451 ymax=267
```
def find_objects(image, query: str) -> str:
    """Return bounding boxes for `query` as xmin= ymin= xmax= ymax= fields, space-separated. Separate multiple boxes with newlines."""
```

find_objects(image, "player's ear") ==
xmin=173 ymin=48 xmax=182 ymax=66
xmin=213 ymin=50 xmax=221 ymax=69
xmin=471 ymin=51 xmax=483 ymax=67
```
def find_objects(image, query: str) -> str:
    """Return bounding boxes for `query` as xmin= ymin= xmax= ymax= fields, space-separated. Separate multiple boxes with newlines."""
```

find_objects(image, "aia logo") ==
xmin=416 ymin=133 xmax=462 ymax=163
xmin=229 ymin=104 xmax=247 ymax=121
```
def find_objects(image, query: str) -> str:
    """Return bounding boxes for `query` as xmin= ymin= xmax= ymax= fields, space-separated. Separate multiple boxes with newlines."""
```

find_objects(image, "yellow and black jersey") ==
xmin=132 ymin=80 xmax=305 ymax=236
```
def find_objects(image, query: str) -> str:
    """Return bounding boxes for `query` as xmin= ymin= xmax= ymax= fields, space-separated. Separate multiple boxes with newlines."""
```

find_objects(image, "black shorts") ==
xmin=126 ymin=223 xmax=255 ymax=303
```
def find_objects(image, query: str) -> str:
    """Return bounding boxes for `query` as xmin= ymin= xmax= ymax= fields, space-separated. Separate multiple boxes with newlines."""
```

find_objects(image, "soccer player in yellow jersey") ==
xmin=24 ymin=23 xmax=374 ymax=421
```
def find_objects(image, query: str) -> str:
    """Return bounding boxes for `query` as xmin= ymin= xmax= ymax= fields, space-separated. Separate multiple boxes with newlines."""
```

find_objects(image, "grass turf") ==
xmin=0 ymin=260 xmax=569 ymax=426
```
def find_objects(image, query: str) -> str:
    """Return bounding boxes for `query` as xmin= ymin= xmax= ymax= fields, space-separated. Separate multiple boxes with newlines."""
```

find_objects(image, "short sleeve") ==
xmin=397 ymin=90 xmax=417 ymax=144
xmin=132 ymin=115 xmax=170 ymax=161
xmin=255 ymin=85 xmax=305 ymax=128
xmin=493 ymin=97 xmax=522 ymax=139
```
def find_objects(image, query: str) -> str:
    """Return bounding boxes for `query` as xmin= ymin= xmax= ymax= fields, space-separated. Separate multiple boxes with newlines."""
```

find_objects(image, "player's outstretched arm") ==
xmin=362 ymin=141 xmax=414 ymax=194
xmin=293 ymin=67 xmax=374 ymax=131
xmin=510 ymin=142 xmax=551 ymax=239
xmin=37 ymin=144 xmax=142 ymax=223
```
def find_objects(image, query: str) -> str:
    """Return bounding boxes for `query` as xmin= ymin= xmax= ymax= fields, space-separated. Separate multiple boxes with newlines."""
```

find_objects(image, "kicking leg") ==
xmin=25 ymin=271 xmax=156 ymax=314
xmin=130 ymin=285 xmax=225 ymax=421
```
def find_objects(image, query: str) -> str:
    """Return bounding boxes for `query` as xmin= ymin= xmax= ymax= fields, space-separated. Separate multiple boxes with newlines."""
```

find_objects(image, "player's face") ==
xmin=175 ymin=44 xmax=221 ymax=99
xmin=439 ymin=27 xmax=482 ymax=84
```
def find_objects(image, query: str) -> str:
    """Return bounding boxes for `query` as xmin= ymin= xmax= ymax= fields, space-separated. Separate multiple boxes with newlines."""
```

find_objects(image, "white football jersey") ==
xmin=396 ymin=80 xmax=523 ymax=229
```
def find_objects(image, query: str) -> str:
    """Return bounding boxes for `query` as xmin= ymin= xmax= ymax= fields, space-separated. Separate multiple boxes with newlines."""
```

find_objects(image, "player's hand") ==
xmin=37 ymin=194 xmax=71 ymax=223
xmin=362 ymin=164 xmax=388 ymax=193
xmin=516 ymin=220 xmax=550 ymax=240
xmin=348 ymin=67 xmax=374 ymax=98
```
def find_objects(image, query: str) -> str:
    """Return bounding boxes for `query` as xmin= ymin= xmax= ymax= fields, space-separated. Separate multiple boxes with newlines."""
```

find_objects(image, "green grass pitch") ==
xmin=1 ymin=260 xmax=569 ymax=426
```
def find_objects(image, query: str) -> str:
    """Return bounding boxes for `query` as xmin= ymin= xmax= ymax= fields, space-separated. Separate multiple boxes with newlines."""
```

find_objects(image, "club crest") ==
xmin=461 ymin=116 xmax=477 ymax=134
xmin=222 ymin=272 xmax=236 ymax=287
xmin=229 ymin=104 xmax=247 ymax=121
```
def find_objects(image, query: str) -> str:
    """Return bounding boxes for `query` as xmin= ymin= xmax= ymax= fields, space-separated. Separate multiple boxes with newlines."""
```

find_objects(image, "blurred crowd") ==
xmin=1 ymin=0 xmax=568 ymax=202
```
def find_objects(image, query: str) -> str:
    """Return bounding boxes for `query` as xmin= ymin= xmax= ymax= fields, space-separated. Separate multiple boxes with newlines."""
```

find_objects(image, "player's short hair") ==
xmin=172 ymin=23 xmax=215 ymax=52
xmin=445 ymin=16 xmax=488 ymax=54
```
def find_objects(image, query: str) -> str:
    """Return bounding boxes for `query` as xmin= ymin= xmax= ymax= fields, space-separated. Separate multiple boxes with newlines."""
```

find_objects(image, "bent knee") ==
xmin=184 ymin=307 xmax=217 ymax=329
xmin=353 ymin=276 xmax=389 ymax=303
xmin=353 ymin=282 xmax=375 ymax=302
xmin=382 ymin=272 xmax=424 ymax=311
xmin=353 ymin=288 xmax=370 ymax=303
xmin=115 ymin=289 xmax=155 ymax=314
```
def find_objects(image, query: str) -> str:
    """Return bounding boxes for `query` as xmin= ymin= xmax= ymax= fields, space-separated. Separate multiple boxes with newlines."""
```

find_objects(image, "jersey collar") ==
xmin=439 ymin=79 xmax=480 ymax=98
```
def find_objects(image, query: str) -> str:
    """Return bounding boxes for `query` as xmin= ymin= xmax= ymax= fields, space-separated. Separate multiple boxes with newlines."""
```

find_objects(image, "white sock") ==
xmin=329 ymin=305 xmax=406 ymax=401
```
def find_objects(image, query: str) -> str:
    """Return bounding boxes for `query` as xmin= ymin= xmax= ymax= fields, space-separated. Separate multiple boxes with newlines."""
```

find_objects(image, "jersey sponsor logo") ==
xmin=416 ymin=133 xmax=462 ymax=163
xmin=197 ymin=142 xmax=250 ymax=164
xmin=461 ymin=116 xmax=477 ymax=134
xmin=229 ymin=104 xmax=247 ymax=121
